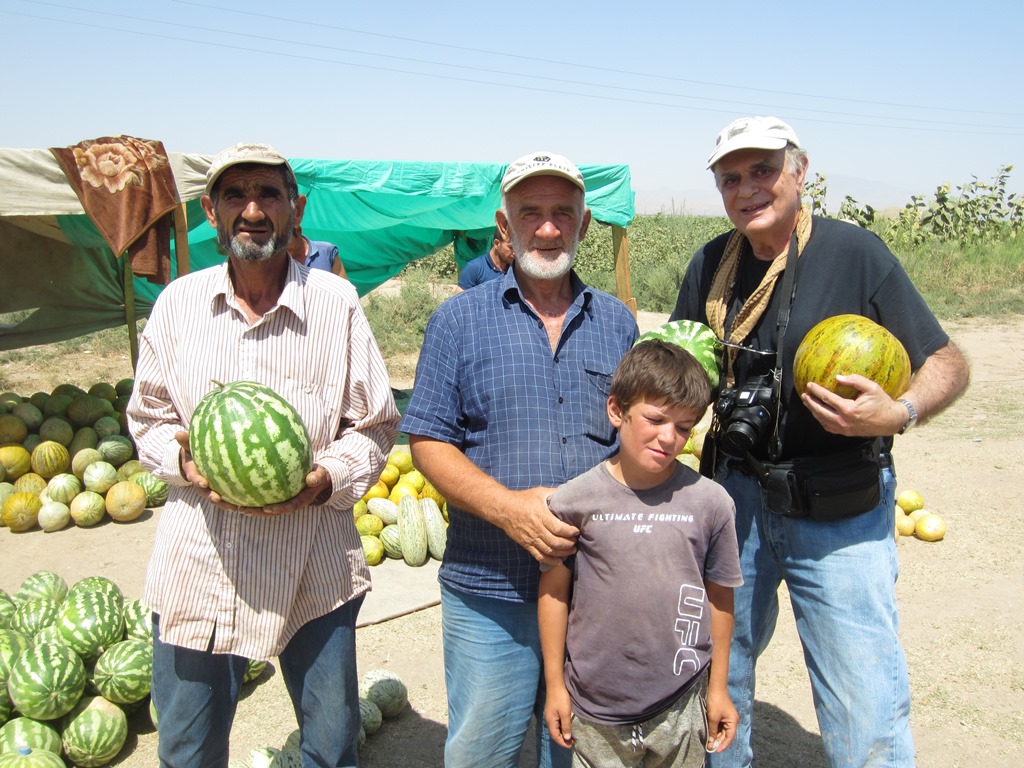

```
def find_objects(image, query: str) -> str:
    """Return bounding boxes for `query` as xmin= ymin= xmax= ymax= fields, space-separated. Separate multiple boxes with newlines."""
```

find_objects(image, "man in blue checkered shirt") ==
xmin=401 ymin=152 xmax=639 ymax=768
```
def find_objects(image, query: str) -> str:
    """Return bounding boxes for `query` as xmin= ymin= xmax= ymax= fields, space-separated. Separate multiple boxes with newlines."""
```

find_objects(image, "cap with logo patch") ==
xmin=500 ymin=152 xmax=586 ymax=194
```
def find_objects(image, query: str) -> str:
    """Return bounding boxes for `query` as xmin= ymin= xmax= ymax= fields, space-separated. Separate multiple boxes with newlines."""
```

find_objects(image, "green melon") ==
xmin=60 ymin=695 xmax=128 ymax=768
xmin=89 ymin=639 xmax=152 ymax=704
xmin=57 ymin=588 xmax=124 ymax=662
xmin=67 ymin=429 xmax=99 ymax=461
xmin=82 ymin=461 xmax=117 ymax=494
xmin=95 ymin=436 xmax=134 ymax=469
xmin=420 ymin=498 xmax=447 ymax=561
xmin=91 ymin=417 xmax=121 ymax=441
xmin=9 ymin=599 xmax=60 ymax=638
xmin=358 ymin=668 xmax=408 ymax=718
xmin=0 ymin=746 xmax=66 ymax=768
xmin=121 ymin=598 xmax=152 ymax=642
xmin=50 ymin=384 xmax=86 ymax=399
xmin=70 ymin=447 xmax=103 ymax=480
xmin=793 ymin=314 xmax=912 ymax=400
xmin=37 ymin=418 xmax=74 ymax=448
xmin=189 ymin=381 xmax=313 ymax=507
xmin=397 ymin=494 xmax=428 ymax=567
xmin=635 ymin=319 xmax=722 ymax=392
xmin=37 ymin=502 xmax=71 ymax=533
xmin=243 ymin=658 xmax=267 ymax=684
xmin=358 ymin=696 xmax=383 ymax=735
xmin=10 ymin=405 xmax=42 ymax=434
xmin=379 ymin=524 xmax=403 ymax=559
xmin=41 ymin=395 xmax=73 ymax=419
xmin=6 ymin=642 xmax=86 ymax=721
xmin=0 ymin=717 xmax=63 ymax=755
xmin=129 ymin=471 xmax=168 ymax=507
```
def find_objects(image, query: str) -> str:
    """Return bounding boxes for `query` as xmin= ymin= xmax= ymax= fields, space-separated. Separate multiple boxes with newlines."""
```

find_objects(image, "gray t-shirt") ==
xmin=548 ymin=461 xmax=742 ymax=725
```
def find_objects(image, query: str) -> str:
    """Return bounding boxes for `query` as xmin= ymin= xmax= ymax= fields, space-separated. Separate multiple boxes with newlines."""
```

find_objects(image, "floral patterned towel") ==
xmin=50 ymin=136 xmax=179 ymax=284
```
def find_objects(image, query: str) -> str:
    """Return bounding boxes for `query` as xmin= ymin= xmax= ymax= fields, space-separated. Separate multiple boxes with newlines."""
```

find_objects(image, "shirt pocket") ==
xmin=278 ymin=378 xmax=341 ymax=450
xmin=582 ymin=359 xmax=616 ymax=446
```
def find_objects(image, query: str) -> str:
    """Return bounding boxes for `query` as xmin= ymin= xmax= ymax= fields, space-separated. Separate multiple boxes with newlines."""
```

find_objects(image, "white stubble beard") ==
xmin=510 ymin=228 xmax=579 ymax=280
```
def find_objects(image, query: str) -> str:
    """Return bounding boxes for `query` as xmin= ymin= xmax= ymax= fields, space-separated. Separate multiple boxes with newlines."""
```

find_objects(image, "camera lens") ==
xmin=721 ymin=405 xmax=772 ymax=455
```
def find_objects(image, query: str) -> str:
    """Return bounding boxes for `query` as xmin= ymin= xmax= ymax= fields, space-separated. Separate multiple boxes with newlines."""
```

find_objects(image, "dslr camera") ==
xmin=714 ymin=373 xmax=777 ymax=455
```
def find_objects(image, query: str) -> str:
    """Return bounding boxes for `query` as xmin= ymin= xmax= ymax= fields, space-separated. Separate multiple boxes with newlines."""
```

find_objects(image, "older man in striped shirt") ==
xmin=127 ymin=142 xmax=399 ymax=768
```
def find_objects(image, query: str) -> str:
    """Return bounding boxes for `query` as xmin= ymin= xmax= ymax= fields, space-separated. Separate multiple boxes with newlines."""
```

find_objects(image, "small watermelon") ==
xmin=16 ymin=572 xmax=68 ymax=605
xmin=0 ymin=717 xmax=63 ymax=755
xmin=89 ymin=639 xmax=152 ymax=704
xmin=189 ymin=381 xmax=313 ymax=507
xmin=6 ymin=642 xmax=87 ymax=721
xmin=0 ymin=746 xmax=66 ymax=768
xmin=60 ymin=695 xmax=129 ymax=768
xmin=635 ymin=320 xmax=722 ymax=391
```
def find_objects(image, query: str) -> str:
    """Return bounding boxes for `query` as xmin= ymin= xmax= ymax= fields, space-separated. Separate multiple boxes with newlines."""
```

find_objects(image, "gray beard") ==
xmin=220 ymin=221 xmax=294 ymax=263
xmin=511 ymin=230 xmax=577 ymax=280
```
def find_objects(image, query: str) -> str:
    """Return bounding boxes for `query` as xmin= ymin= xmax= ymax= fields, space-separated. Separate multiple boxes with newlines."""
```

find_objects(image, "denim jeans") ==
xmin=707 ymin=464 xmax=914 ymax=768
xmin=152 ymin=595 xmax=364 ymax=768
xmin=440 ymin=582 xmax=572 ymax=768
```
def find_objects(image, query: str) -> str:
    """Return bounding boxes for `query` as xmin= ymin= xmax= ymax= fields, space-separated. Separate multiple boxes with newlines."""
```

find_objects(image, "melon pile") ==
xmin=894 ymin=488 xmax=946 ymax=542
xmin=0 ymin=571 xmax=154 ymax=766
xmin=354 ymin=449 xmax=448 ymax=568
xmin=0 ymin=380 xmax=168 ymax=534
xmin=238 ymin=669 xmax=408 ymax=767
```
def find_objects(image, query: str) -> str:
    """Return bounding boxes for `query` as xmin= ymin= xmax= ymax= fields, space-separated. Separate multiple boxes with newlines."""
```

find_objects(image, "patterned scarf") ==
xmin=705 ymin=205 xmax=813 ymax=384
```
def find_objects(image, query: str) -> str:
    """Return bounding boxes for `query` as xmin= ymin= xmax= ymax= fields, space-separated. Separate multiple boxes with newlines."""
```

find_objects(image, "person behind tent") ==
xmin=288 ymin=223 xmax=347 ymax=277
xmin=539 ymin=339 xmax=742 ymax=767
xmin=455 ymin=227 xmax=514 ymax=292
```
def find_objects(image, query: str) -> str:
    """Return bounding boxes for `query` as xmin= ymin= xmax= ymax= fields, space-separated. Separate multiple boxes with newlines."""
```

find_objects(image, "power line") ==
xmin=5 ymin=6 xmax=1024 ymax=138
xmin=172 ymin=0 xmax=1024 ymax=119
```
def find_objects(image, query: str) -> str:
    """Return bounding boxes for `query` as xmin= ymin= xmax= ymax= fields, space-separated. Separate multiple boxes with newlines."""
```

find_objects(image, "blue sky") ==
xmin=2 ymin=0 xmax=1021 ymax=214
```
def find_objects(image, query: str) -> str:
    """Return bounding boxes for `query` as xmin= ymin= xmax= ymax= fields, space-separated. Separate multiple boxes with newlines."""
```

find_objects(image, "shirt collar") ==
xmin=500 ymin=266 xmax=593 ymax=314
xmin=209 ymin=257 xmax=307 ymax=323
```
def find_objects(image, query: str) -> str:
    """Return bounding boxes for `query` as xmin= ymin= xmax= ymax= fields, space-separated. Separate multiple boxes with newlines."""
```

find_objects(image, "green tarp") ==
xmin=0 ymin=149 xmax=635 ymax=351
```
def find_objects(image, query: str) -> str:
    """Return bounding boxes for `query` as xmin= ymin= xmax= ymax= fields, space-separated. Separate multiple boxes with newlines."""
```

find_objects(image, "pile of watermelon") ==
xmin=0 ymin=380 xmax=169 ymax=534
xmin=0 ymin=570 xmax=154 ymax=766
xmin=239 ymin=668 xmax=408 ymax=767
xmin=354 ymin=450 xmax=447 ymax=569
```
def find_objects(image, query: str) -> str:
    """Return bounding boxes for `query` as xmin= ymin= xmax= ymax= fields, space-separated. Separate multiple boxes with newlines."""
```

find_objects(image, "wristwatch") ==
xmin=897 ymin=398 xmax=919 ymax=434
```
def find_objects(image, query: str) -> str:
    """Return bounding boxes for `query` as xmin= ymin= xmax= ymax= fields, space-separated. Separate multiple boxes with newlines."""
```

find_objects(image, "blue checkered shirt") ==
xmin=400 ymin=268 xmax=639 ymax=602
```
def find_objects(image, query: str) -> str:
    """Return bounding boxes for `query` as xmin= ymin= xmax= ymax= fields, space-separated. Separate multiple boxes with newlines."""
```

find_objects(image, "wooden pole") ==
xmin=612 ymin=225 xmax=637 ymax=317
xmin=122 ymin=255 xmax=139 ymax=370
xmin=173 ymin=202 xmax=190 ymax=277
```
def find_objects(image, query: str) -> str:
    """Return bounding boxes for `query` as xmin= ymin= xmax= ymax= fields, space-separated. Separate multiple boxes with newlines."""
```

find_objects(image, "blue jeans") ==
xmin=707 ymin=464 xmax=914 ymax=768
xmin=441 ymin=582 xmax=571 ymax=768
xmin=152 ymin=595 xmax=364 ymax=768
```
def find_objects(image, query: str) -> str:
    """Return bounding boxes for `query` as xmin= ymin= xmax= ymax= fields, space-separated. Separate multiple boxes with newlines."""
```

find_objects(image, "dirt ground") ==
xmin=1 ymin=313 xmax=1022 ymax=767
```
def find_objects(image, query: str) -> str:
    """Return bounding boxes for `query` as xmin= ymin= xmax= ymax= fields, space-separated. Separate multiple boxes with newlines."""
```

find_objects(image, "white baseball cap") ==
xmin=500 ymin=152 xmax=586 ymax=194
xmin=706 ymin=117 xmax=801 ymax=169
xmin=205 ymin=142 xmax=292 ymax=195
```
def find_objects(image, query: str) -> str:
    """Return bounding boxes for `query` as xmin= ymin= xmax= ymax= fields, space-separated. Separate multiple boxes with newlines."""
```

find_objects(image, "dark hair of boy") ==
xmin=610 ymin=339 xmax=712 ymax=414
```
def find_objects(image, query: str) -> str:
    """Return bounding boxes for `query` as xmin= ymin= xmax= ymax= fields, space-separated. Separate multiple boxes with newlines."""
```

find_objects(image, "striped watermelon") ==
xmin=0 ymin=595 xmax=14 ymax=631
xmin=121 ymin=599 xmax=152 ymax=642
xmin=636 ymin=320 xmax=722 ymax=392
xmin=31 ymin=624 xmax=67 ymax=649
xmin=793 ymin=314 xmax=911 ymax=400
xmin=56 ymin=589 xmax=124 ymax=662
xmin=0 ymin=746 xmax=66 ymax=768
xmin=68 ymin=577 xmax=123 ymax=612
xmin=15 ymin=573 xmax=67 ymax=608
xmin=243 ymin=658 xmax=267 ymax=684
xmin=89 ymin=639 xmax=152 ymax=705
xmin=0 ymin=717 xmax=62 ymax=755
xmin=6 ymin=642 xmax=86 ymax=721
xmin=129 ymin=471 xmax=168 ymax=507
xmin=189 ymin=381 xmax=313 ymax=507
xmin=9 ymin=599 xmax=59 ymax=639
xmin=60 ymin=695 xmax=128 ymax=768
xmin=0 ymin=629 xmax=32 ymax=680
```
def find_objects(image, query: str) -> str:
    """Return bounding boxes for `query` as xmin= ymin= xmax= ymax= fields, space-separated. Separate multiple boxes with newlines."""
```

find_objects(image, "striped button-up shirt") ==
xmin=127 ymin=259 xmax=399 ymax=659
xmin=400 ymin=268 xmax=639 ymax=602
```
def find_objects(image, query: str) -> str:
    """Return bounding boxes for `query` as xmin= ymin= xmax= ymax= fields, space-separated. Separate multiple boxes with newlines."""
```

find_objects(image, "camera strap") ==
xmin=765 ymin=231 xmax=800 ymax=463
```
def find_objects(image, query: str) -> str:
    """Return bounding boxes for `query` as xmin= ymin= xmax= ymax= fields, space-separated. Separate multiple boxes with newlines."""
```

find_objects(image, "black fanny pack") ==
xmin=753 ymin=441 xmax=883 ymax=522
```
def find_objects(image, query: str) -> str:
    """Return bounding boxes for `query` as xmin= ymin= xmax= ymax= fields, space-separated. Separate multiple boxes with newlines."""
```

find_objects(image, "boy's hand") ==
xmin=544 ymin=686 xmax=574 ymax=749
xmin=705 ymin=686 xmax=738 ymax=753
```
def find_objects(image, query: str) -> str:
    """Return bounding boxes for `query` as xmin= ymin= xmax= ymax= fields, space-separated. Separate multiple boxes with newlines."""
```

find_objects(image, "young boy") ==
xmin=539 ymin=339 xmax=742 ymax=767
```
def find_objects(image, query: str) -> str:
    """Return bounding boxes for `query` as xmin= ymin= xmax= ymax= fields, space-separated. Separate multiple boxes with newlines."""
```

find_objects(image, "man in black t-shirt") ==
xmin=671 ymin=116 xmax=970 ymax=768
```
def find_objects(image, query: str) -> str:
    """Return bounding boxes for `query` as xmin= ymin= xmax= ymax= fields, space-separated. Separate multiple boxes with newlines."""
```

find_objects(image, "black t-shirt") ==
xmin=670 ymin=216 xmax=949 ymax=459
